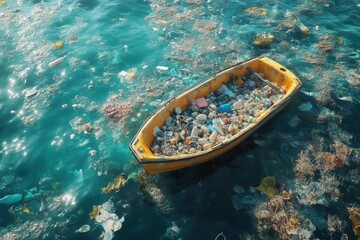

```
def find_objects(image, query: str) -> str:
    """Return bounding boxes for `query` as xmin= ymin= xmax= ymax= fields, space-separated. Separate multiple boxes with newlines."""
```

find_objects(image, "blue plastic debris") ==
xmin=349 ymin=50 xmax=360 ymax=59
xmin=169 ymin=68 xmax=178 ymax=77
xmin=0 ymin=194 xmax=23 ymax=205
xmin=218 ymin=103 xmax=232 ymax=113
xmin=207 ymin=125 xmax=215 ymax=132
xmin=24 ymin=190 xmax=41 ymax=201
xmin=264 ymin=100 xmax=272 ymax=108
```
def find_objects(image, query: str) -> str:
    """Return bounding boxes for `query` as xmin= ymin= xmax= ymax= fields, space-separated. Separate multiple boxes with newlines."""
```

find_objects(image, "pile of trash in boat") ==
xmin=151 ymin=72 xmax=285 ymax=156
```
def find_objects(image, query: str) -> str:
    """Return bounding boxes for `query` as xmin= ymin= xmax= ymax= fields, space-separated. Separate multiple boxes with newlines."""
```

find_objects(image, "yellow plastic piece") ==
xmin=125 ymin=68 xmax=137 ymax=81
xmin=102 ymin=175 xmax=128 ymax=194
xmin=244 ymin=7 xmax=267 ymax=16
xmin=253 ymin=33 xmax=275 ymax=46
xmin=338 ymin=37 xmax=344 ymax=45
xmin=298 ymin=23 xmax=309 ymax=35
xmin=0 ymin=0 xmax=5 ymax=5
xmin=289 ymin=217 xmax=299 ymax=226
xmin=22 ymin=205 xmax=30 ymax=214
xmin=348 ymin=207 xmax=360 ymax=236
xmin=256 ymin=176 xmax=276 ymax=197
xmin=89 ymin=205 xmax=99 ymax=219
xmin=53 ymin=41 xmax=64 ymax=50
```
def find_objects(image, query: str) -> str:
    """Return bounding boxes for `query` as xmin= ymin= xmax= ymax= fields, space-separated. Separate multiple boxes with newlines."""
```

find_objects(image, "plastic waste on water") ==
xmin=101 ymin=216 xmax=125 ymax=240
xmin=0 ymin=175 xmax=15 ymax=190
xmin=24 ymin=87 xmax=38 ymax=98
xmin=124 ymin=68 xmax=136 ymax=81
xmin=39 ymin=198 xmax=46 ymax=211
xmin=92 ymin=200 xmax=125 ymax=240
xmin=0 ymin=194 xmax=22 ymax=205
xmin=156 ymin=66 xmax=169 ymax=71
xmin=75 ymin=224 xmax=91 ymax=233
xmin=349 ymin=51 xmax=360 ymax=59
xmin=169 ymin=68 xmax=177 ymax=77
xmin=118 ymin=71 xmax=127 ymax=78
xmin=298 ymin=102 xmax=313 ymax=112
xmin=123 ymin=45 xmax=129 ymax=52
xmin=299 ymin=23 xmax=309 ymax=34
xmin=53 ymin=41 xmax=64 ymax=50
xmin=24 ymin=190 xmax=41 ymax=201
xmin=252 ymin=33 xmax=275 ymax=46
xmin=48 ymin=56 xmax=66 ymax=68
xmin=288 ymin=115 xmax=301 ymax=128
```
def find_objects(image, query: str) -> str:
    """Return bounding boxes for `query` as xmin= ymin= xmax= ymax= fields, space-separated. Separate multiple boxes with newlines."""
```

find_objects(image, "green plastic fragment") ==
xmin=256 ymin=176 xmax=276 ymax=197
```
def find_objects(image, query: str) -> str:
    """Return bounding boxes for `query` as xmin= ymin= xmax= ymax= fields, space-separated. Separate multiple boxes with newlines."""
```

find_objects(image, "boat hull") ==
xmin=130 ymin=56 xmax=302 ymax=174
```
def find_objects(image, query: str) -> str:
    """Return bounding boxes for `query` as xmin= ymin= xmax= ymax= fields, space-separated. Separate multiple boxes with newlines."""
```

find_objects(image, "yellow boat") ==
xmin=129 ymin=56 xmax=302 ymax=174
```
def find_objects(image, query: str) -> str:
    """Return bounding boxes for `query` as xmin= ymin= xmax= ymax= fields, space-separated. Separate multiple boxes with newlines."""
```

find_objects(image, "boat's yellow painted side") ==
xmin=130 ymin=56 xmax=302 ymax=174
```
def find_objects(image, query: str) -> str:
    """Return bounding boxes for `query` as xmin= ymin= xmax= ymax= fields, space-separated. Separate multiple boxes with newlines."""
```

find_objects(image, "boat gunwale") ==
xmin=129 ymin=57 xmax=302 ymax=165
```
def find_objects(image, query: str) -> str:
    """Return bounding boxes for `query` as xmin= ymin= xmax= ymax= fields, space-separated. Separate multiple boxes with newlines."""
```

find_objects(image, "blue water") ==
xmin=1 ymin=0 xmax=360 ymax=239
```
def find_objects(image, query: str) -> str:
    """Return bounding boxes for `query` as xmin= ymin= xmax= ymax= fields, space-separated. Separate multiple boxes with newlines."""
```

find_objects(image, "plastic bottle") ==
xmin=298 ymin=22 xmax=309 ymax=34
xmin=213 ymin=125 xmax=225 ymax=135
xmin=209 ymin=131 xmax=218 ymax=143
xmin=190 ymin=126 xmax=200 ymax=138
xmin=49 ymin=56 xmax=66 ymax=68
xmin=200 ymin=125 xmax=210 ymax=134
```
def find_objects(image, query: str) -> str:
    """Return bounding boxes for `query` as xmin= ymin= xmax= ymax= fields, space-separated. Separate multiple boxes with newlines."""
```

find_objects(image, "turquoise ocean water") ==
xmin=1 ymin=0 xmax=360 ymax=239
